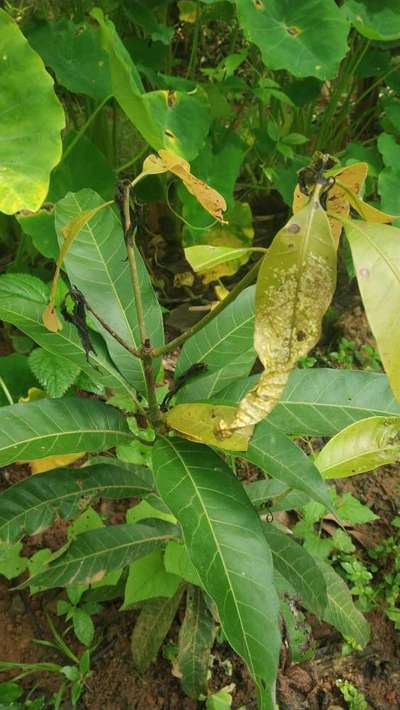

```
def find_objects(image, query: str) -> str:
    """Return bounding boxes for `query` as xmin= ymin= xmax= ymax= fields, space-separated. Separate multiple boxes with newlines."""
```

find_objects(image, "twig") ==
xmin=84 ymin=301 xmax=142 ymax=359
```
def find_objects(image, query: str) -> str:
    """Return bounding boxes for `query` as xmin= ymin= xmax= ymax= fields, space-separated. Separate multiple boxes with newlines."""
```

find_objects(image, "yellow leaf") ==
xmin=43 ymin=200 xmax=113 ymax=332
xmin=220 ymin=195 xmax=337 ymax=435
xmin=143 ymin=149 xmax=227 ymax=223
xmin=166 ymin=403 xmax=251 ymax=451
xmin=335 ymin=182 xmax=399 ymax=223
xmin=18 ymin=387 xmax=46 ymax=403
xmin=293 ymin=162 xmax=368 ymax=245
xmin=26 ymin=452 xmax=84 ymax=474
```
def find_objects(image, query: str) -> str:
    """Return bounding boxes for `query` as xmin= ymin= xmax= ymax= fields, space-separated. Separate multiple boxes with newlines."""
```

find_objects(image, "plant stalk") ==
xmin=62 ymin=95 xmax=112 ymax=162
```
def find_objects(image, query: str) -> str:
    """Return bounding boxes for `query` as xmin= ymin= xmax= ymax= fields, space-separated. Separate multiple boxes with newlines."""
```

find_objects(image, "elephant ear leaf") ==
xmin=220 ymin=196 xmax=337 ymax=436
xmin=0 ymin=9 xmax=65 ymax=214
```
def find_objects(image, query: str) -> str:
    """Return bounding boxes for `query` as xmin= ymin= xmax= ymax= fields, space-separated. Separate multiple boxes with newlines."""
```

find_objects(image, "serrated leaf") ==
xmin=131 ymin=588 xmax=184 ymax=673
xmin=122 ymin=549 xmax=180 ymax=608
xmin=344 ymin=221 xmax=400 ymax=402
xmin=0 ymin=397 xmax=131 ymax=467
xmin=153 ymin=437 xmax=281 ymax=700
xmin=178 ymin=587 xmax=215 ymax=698
xmin=0 ymin=274 xmax=135 ymax=401
xmin=243 ymin=419 xmax=332 ymax=510
xmin=222 ymin=198 xmax=337 ymax=434
xmin=0 ymin=463 xmax=151 ymax=543
xmin=28 ymin=348 xmax=80 ymax=398
xmin=25 ymin=520 xmax=176 ymax=589
xmin=263 ymin=525 xmax=327 ymax=617
xmin=166 ymin=403 xmax=251 ymax=451
xmin=0 ymin=9 xmax=65 ymax=214
xmin=55 ymin=190 xmax=164 ymax=393
xmin=235 ymin=0 xmax=349 ymax=80
xmin=316 ymin=416 xmax=400 ymax=479
xmin=217 ymin=368 xmax=400 ymax=436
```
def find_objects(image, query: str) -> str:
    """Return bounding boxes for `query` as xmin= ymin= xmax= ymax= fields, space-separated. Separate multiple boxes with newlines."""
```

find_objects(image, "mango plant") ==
xmin=1 ymin=3 xmax=400 ymax=708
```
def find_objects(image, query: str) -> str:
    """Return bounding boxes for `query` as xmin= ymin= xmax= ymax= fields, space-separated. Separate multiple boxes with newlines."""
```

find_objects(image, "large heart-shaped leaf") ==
xmin=344 ymin=220 xmax=400 ymax=402
xmin=344 ymin=0 xmax=400 ymax=41
xmin=55 ymin=190 xmax=164 ymax=393
xmin=316 ymin=416 xmax=400 ymax=479
xmin=0 ymin=274 xmax=134 ymax=400
xmin=0 ymin=397 xmax=131 ymax=467
xmin=235 ymin=0 xmax=350 ymax=80
xmin=217 ymin=369 xmax=400 ymax=436
xmin=0 ymin=463 xmax=153 ymax=543
xmin=25 ymin=520 xmax=176 ymax=589
xmin=153 ymin=437 xmax=281 ymax=703
xmin=0 ymin=9 xmax=65 ymax=214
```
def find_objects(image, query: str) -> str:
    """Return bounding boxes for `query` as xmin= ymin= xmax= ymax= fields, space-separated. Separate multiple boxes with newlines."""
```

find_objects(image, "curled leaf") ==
xmin=166 ymin=403 xmax=251 ymax=451
xmin=142 ymin=149 xmax=227 ymax=223
xmin=220 ymin=196 xmax=337 ymax=435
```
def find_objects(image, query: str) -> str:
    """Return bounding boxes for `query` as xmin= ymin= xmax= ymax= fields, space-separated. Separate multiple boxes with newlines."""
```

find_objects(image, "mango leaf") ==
xmin=28 ymin=348 xmax=80 ymax=398
xmin=27 ymin=18 xmax=112 ymax=100
xmin=316 ymin=416 xmax=400 ymax=479
xmin=91 ymin=8 xmax=210 ymax=160
xmin=222 ymin=197 xmax=337 ymax=434
xmin=24 ymin=520 xmax=176 ymax=589
xmin=344 ymin=0 xmax=400 ymax=41
xmin=0 ymin=463 xmax=152 ymax=543
xmin=0 ymin=274 xmax=135 ymax=401
xmin=313 ymin=557 xmax=369 ymax=647
xmin=0 ymin=9 xmax=65 ymax=214
xmin=235 ymin=0 xmax=350 ymax=80
xmin=344 ymin=220 xmax=400 ymax=401
xmin=178 ymin=587 xmax=215 ymax=699
xmin=175 ymin=286 xmax=255 ymax=377
xmin=184 ymin=245 xmax=257 ymax=274
xmin=293 ymin=162 xmax=368 ymax=246
xmin=176 ymin=348 xmax=255 ymax=403
xmin=242 ymin=419 xmax=333 ymax=510
xmin=30 ymin=452 xmax=83 ymax=475
xmin=166 ymin=403 xmax=251 ymax=451
xmin=263 ymin=525 xmax=327 ymax=616
xmin=217 ymin=368 xmax=400 ymax=436
xmin=153 ymin=438 xmax=281 ymax=699
xmin=131 ymin=588 xmax=184 ymax=673
xmin=164 ymin=541 xmax=201 ymax=586
xmin=122 ymin=549 xmax=181 ymax=608
xmin=0 ymin=397 xmax=131 ymax=467
xmin=336 ymin=183 xmax=398 ymax=224
xmin=55 ymin=190 xmax=164 ymax=392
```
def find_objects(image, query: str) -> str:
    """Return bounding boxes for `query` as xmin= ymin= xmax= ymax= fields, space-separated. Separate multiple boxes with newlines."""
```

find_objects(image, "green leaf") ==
xmin=0 ymin=274 xmax=136 ymax=401
xmin=262 ymin=525 xmax=327 ymax=616
xmin=316 ymin=416 xmax=400 ymax=479
xmin=164 ymin=541 xmax=201 ymax=586
xmin=243 ymin=419 xmax=332 ymax=509
xmin=153 ymin=438 xmax=281 ymax=698
xmin=178 ymin=587 xmax=215 ymax=698
xmin=175 ymin=286 xmax=255 ymax=378
xmin=244 ymin=479 xmax=288 ymax=507
xmin=235 ymin=0 xmax=349 ymax=80
xmin=91 ymin=8 xmax=210 ymax=160
xmin=344 ymin=0 xmax=400 ymax=41
xmin=338 ymin=492 xmax=378 ymax=524
xmin=344 ymin=221 xmax=400 ymax=402
xmin=72 ymin=608 xmax=95 ymax=647
xmin=17 ymin=211 xmax=58 ymax=260
xmin=184 ymin=245 xmax=256 ymax=274
xmin=176 ymin=348 xmax=256 ymax=403
xmin=225 ymin=197 xmax=337 ymax=433
xmin=131 ymin=588 xmax=184 ymax=673
xmin=313 ymin=557 xmax=369 ymax=647
xmin=126 ymin=500 xmax=175 ymax=525
xmin=55 ymin=190 xmax=164 ymax=393
xmin=0 ymin=397 xmax=131 ymax=467
xmin=27 ymin=18 xmax=112 ymax=100
xmin=0 ymin=541 xmax=27 ymax=580
xmin=0 ymin=354 xmax=36 ymax=406
xmin=0 ymin=10 xmax=65 ymax=214
xmin=0 ymin=463 xmax=152 ymax=543
xmin=28 ymin=348 xmax=80 ymax=398
xmin=122 ymin=549 xmax=181 ymax=608
xmin=218 ymin=368 xmax=400 ymax=436
xmin=25 ymin=520 xmax=176 ymax=589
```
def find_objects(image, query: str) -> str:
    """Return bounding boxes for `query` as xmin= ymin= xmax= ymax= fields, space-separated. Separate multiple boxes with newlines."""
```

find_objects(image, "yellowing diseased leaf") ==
xmin=166 ymin=403 xmax=251 ymax=451
xmin=142 ymin=149 xmax=227 ymax=223
xmin=316 ymin=416 xmax=400 ymax=479
xmin=184 ymin=245 xmax=256 ymax=274
xmin=336 ymin=183 xmax=398 ymax=224
xmin=43 ymin=200 xmax=113 ymax=331
xmin=221 ymin=196 xmax=337 ymax=434
xmin=293 ymin=162 xmax=368 ymax=245
xmin=30 ymin=452 xmax=84 ymax=475
xmin=344 ymin=220 xmax=400 ymax=402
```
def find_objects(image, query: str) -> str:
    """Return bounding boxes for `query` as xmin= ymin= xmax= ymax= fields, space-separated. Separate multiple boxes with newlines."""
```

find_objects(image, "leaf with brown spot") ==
xmin=166 ymin=403 xmax=251 ymax=451
xmin=293 ymin=162 xmax=368 ymax=245
xmin=220 ymin=195 xmax=337 ymax=434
